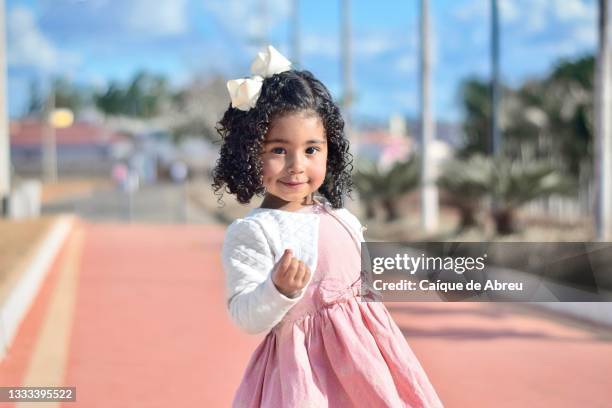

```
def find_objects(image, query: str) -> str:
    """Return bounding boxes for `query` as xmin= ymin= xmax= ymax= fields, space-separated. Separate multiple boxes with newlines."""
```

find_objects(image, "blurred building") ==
xmin=357 ymin=129 xmax=414 ymax=170
xmin=355 ymin=116 xmax=457 ymax=176
xmin=9 ymin=119 xmax=129 ymax=177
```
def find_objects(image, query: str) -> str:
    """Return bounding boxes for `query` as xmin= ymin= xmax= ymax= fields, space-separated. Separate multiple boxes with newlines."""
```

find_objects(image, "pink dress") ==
xmin=233 ymin=202 xmax=444 ymax=407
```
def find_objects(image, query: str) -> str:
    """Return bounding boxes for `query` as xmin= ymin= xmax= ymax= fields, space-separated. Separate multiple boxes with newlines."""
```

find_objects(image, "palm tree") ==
xmin=437 ymin=155 xmax=491 ymax=231
xmin=488 ymin=157 xmax=576 ymax=234
xmin=459 ymin=78 xmax=492 ymax=157
xmin=353 ymin=156 xmax=421 ymax=222
xmin=438 ymin=154 xmax=576 ymax=235
xmin=352 ymin=160 xmax=379 ymax=220
xmin=461 ymin=57 xmax=595 ymax=178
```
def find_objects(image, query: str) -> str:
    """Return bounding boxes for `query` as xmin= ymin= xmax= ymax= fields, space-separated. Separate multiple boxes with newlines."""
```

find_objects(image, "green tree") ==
xmin=540 ymin=56 xmax=594 ymax=176
xmin=50 ymin=77 xmax=87 ymax=113
xmin=458 ymin=78 xmax=492 ymax=157
xmin=94 ymin=82 xmax=125 ymax=116
xmin=353 ymin=156 xmax=420 ymax=222
xmin=167 ymin=75 xmax=229 ymax=142
xmin=94 ymin=71 xmax=171 ymax=118
xmin=437 ymin=155 xmax=491 ymax=231
xmin=459 ymin=56 xmax=595 ymax=178
xmin=439 ymin=154 xmax=576 ymax=235
xmin=26 ymin=79 xmax=44 ymax=116
xmin=489 ymin=157 xmax=576 ymax=234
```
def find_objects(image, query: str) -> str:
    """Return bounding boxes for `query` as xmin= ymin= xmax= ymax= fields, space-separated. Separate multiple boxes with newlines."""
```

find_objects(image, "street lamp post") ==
xmin=291 ymin=0 xmax=301 ymax=67
xmin=419 ymin=0 xmax=439 ymax=232
xmin=43 ymin=101 xmax=74 ymax=184
xmin=258 ymin=0 xmax=268 ymax=49
xmin=42 ymin=91 xmax=58 ymax=183
xmin=489 ymin=0 xmax=502 ymax=232
xmin=0 ymin=1 xmax=10 ymax=217
xmin=341 ymin=0 xmax=353 ymax=144
xmin=595 ymin=0 xmax=611 ymax=241
xmin=490 ymin=0 xmax=501 ymax=156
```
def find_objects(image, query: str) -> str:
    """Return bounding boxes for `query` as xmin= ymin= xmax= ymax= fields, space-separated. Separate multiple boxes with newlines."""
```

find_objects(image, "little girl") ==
xmin=213 ymin=45 xmax=443 ymax=408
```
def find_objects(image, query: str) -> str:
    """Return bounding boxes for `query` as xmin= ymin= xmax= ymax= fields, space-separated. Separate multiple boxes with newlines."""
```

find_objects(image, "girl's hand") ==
xmin=272 ymin=249 xmax=311 ymax=298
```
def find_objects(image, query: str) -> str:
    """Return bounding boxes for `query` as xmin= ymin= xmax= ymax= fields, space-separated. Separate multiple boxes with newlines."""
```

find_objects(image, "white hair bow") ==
xmin=226 ymin=45 xmax=292 ymax=111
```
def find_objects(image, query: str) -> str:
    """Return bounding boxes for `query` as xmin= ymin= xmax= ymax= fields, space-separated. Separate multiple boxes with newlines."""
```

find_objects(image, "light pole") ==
xmin=595 ymin=0 xmax=611 ymax=241
xmin=490 ymin=0 xmax=501 ymax=156
xmin=43 ymin=100 xmax=74 ymax=184
xmin=291 ymin=0 xmax=300 ymax=67
xmin=489 ymin=0 xmax=502 ymax=232
xmin=258 ymin=0 xmax=268 ymax=49
xmin=419 ymin=0 xmax=439 ymax=232
xmin=0 ymin=1 xmax=10 ymax=217
xmin=42 ymin=90 xmax=58 ymax=183
xmin=341 ymin=0 xmax=353 ymax=144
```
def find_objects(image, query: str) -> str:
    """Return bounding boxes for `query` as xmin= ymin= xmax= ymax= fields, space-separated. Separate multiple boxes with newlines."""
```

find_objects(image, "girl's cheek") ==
xmin=311 ymin=155 xmax=327 ymax=182
xmin=261 ymin=156 xmax=284 ymax=177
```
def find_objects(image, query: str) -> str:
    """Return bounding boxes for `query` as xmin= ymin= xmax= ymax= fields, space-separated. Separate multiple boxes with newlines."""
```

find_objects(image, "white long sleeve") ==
xmin=221 ymin=218 xmax=305 ymax=334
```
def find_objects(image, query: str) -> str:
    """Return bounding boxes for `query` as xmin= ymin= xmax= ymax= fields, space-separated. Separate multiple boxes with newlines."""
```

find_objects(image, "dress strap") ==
xmin=313 ymin=197 xmax=362 ymax=255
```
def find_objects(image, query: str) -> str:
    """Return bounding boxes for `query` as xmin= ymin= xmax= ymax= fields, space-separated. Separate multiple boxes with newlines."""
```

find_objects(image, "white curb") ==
xmin=0 ymin=215 xmax=75 ymax=361
xmin=527 ymin=302 xmax=612 ymax=328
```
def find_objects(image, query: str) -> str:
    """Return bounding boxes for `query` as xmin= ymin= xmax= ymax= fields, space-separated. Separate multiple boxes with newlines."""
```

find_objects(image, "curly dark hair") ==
xmin=211 ymin=69 xmax=354 ymax=209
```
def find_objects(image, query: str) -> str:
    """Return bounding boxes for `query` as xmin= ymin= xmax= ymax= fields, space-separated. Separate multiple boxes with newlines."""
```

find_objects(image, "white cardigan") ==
xmin=221 ymin=198 xmax=367 ymax=334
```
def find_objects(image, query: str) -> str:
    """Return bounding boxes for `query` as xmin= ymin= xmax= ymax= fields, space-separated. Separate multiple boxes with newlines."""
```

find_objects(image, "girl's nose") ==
xmin=287 ymin=153 xmax=305 ymax=173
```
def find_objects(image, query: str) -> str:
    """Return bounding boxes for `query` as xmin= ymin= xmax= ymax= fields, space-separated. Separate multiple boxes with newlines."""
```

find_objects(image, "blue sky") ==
xmin=6 ymin=0 xmax=599 ymax=123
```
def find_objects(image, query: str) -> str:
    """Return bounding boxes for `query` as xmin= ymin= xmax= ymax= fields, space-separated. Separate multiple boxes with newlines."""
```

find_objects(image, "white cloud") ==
xmin=452 ymin=0 xmax=486 ymax=22
xmin=522 ymin=0 xmax=548 ymax=34
xmin=552 ymin=0 xmax=593 ymax=22
xmin=452 ymin=0 xmax=518 ymax=24
xmin=7 ymin=6 xmax=80 ymax=71
xmin=452 ymin=0 xmax=594 ymax=32
xmin=125 ymin=0 xmax=189 ymax=36
xmin=573 ymin=24 xmax=597 ymax=46
xmin=499 ymin=0 xmax=520 ymax=23
xmin=303 ymin=31 xmax=412 ymax=60
xmin=39 ymin=0 xmax=190 ymax=37
xmin=203 ymin=0 xmax=291 ymax=44
xmin=302 ymin=34 xmax=339 ymax=58
xmin=394 ymin=55 xmax=416 ymax=74
xmin=354 ymin=35 xmax=396 ymax=57
xmin=389 ymin=91 xmax=417 ymax=112
xmin=450 ymin=0 xmax=596 ymax=61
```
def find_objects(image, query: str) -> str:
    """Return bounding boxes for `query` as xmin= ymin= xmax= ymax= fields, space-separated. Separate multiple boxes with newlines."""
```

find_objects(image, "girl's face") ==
xmin=260 ymin=111 xmax=328 ymax=211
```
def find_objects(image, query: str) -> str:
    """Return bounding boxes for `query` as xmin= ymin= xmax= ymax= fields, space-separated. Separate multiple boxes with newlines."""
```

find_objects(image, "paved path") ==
xmin=1 ymin=221 xmax=611 ymax=407
xmin=42 ymin=182 xmax=219 ymax=225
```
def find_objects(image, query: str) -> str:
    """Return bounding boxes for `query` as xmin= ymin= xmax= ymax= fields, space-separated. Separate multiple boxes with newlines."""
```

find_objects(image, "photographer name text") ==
xmin=372 ymin=279 xmax=524 ymax=292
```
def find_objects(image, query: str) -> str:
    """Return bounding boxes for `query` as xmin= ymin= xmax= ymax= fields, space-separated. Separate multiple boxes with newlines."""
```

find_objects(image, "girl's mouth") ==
xmin=279 ymin=181 xmax=306 ymax=188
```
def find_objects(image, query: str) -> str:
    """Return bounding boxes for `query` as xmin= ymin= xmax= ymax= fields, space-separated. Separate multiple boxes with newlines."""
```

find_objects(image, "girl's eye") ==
xmin=270 ymin=147 xmax=319 ymax=155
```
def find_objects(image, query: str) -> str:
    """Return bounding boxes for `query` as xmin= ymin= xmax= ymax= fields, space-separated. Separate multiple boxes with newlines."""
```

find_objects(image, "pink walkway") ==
xmin=1 ymin=221 xmax=611 ymax=407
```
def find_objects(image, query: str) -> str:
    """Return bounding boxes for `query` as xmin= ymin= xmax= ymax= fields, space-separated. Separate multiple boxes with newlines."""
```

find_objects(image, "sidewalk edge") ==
xmin=0 ymin=215 xmax=76 ymax=361
xmin=524 ymin=302 xmax=612 ymax=329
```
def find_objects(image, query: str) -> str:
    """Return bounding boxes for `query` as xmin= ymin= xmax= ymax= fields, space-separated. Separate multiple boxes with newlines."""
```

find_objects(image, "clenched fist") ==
xmin=272 ymin=249 xmax=311 ymax=298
